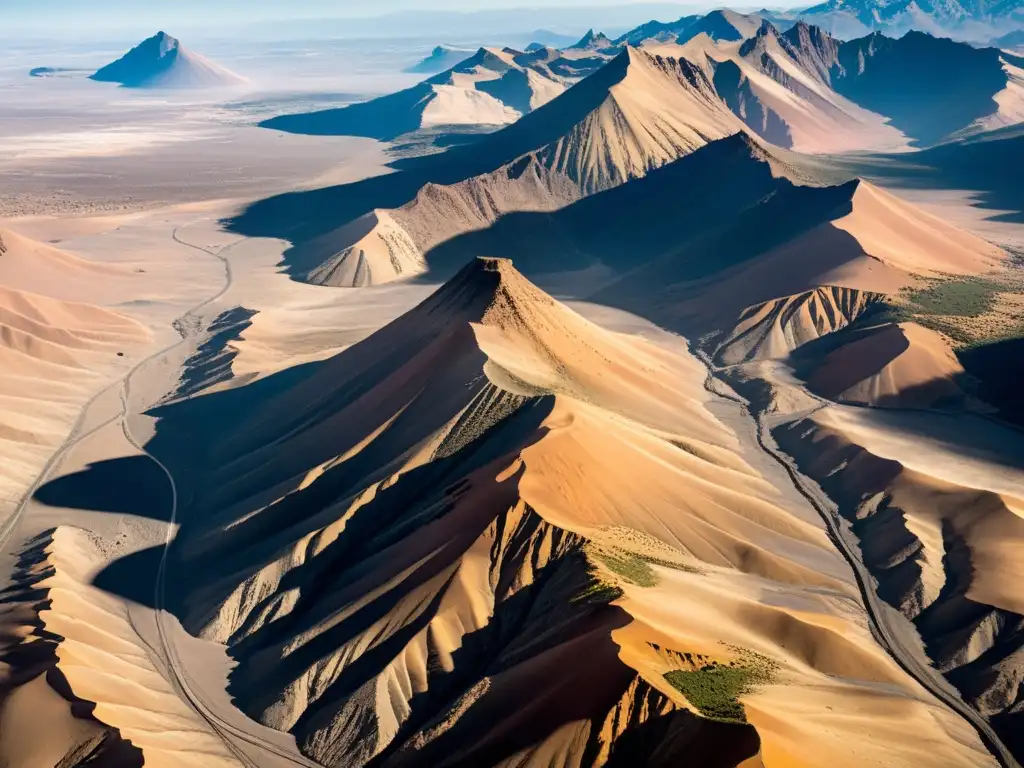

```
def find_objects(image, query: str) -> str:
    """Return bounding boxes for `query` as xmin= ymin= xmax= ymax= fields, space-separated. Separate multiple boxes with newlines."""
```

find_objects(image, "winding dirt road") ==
xmin=122 ymin=226 xmax=321 ymax=768
xmin=0 ymin=220 xmax=318 ymax=767
xmin=697 ymin=351 xmax=1020 ymax=768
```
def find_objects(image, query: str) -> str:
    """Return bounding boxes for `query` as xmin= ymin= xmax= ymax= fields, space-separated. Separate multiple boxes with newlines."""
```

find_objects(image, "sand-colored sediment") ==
xmin=638 ymin=177 xmax=1005 ymax=365
xmin=832 ymin=181 xmax=1006 ymax=276
xmin=775 ymin=403 xmax=1024 ymax=731
xmin=613 ymin=569 xmax=991 ymax=768
xmin=0 ymin=526 xmax=240 ymax=767
xmin=806 ymin=321 xmax=967 ymax=408
xmin=156 ymin=258 xmax=996 ymax=767
xmin=536 ymin=47 xmax=745 ymax=194
xmin=263 ymin=45 xmax=572 ymax=141
xmin=0 ymin=228 xmax=137 ymax=302
xmin=971 ymin=56 xmax=1024 ymax=133
xmin=0 ymin=283 xmax=149 ymax=509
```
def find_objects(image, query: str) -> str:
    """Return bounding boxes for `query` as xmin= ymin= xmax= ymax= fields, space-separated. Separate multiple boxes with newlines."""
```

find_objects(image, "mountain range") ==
xmin=216 ymin=12 xmax=1024 ymax=760
xmin=791 ymin=0 xmax=1024 ymax=41
xmin=6 ymin=5 xmax=1024 ymax=768
xmin=262 ymin=45 xmax=601 ymax=141
xmin=135 ymin=242 xmax=998 ymax=768
xmin=262 ymin=14 xmax=1023 ymax=152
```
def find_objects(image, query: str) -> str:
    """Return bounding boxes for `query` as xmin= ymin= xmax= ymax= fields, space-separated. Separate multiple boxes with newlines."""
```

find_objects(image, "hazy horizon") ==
xmin=0 ymin=1 xmax=808 ymax=40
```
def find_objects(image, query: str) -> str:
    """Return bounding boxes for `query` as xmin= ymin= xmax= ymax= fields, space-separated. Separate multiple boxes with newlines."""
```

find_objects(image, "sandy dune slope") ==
xmin=446 ymin=45 xmax=747 ymax=195
xmin=972 ymin=55 xmax=1024 ymax=132
xmin=701 ymin=179 xmax=1005 ymax=363
xmin=831 ymin=180 xmax=1007 ymax=276
xmin=647 ymin=20 xmax=1024 ymax=147
xmin=696 ymin=176 xmax=1004 ymax=312
xmin=260 ymin=16 xmax=1024 ymax=151
xmin=775 ymin=405 xmax=1024 ymax=756
xmin=528 ymin=48 xmax=745 ymax=193
xmin=295 ymin=130 xmax=1005 ymax=364
xmin=230 ymin=21 xmax=1024 ymax=298
xmin=124 ymin=257 xmax=998 ymax=768
xmin=0 ymin=228 xmax=135 ymax=302
xmin=695 ymin=177 xmax=1004 ymax=362
xmin=271 ymin=128 xmax=1009 ymax=401
xmin=0 ymin=527 xmax=240 ymax=767
xmin=292 ymin=158 xmax=582 ymax=287
xmin=0 ymin=283 xmax=148 ymax=509
xmin=300 ymin=211 xmax=426 ymax=288
xmin=801 ymin=321 xmax=968 ymax=408
xmin=409 ymin=131 xmax=842 ymax=281
xmin=713 ymin=287 xmax=885 ymax=366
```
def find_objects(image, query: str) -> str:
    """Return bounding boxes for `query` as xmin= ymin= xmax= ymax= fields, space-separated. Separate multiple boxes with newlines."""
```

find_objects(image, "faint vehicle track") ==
xmin=0 ymin=221 xmax=314 ymax=767
xmin=122 ymin=225 xmax=321 ymax=767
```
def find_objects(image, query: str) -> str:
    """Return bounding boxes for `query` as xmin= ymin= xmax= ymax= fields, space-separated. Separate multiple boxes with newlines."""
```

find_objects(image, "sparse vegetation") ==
xmin=1005 ymin=246 xmax=1024 ymax=268
xmin=855 ymin=300 xmax=912 ymax=326
xmin=638 ymin=554 xmax=701 ymax=574
xmin=596 ymin=550 xmax=658 ymax=587
xmin=903 ymin=278 xmax=1001 ymax=318
xmin=670 ymin=439 xmax=723 ymax=467
xmin=573 ymin=581 xmax=624 ymax=605
xmin=587 ymin=529 xmax=704 ymax=585
xmin=574 ymin=547 xmax=628 ymax=605
xmin=957 ymin=324 xmax=1024 ymax=350
xmin=663 ymin=647 xmax=778 ymax=723
xmin=868 ymin=274 xmax=1024 ymax=347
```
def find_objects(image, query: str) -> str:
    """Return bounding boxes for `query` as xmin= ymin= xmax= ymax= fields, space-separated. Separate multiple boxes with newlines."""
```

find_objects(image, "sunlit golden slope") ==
xmin=151 ymin=258 xmax=994 ymax=768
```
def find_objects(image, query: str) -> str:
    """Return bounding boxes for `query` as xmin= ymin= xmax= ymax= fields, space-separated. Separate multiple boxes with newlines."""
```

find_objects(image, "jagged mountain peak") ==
xmin=570 ymin=28 xmax=615 ymax=50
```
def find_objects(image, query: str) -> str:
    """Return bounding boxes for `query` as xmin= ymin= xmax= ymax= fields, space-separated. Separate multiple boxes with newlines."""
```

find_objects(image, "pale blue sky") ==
xmin=2 ymin=1 xmax=803 ymax=38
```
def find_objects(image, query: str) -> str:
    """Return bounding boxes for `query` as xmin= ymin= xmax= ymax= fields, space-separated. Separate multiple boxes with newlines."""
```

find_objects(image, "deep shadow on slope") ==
xmin=0 ymin=533 xmax=145 ymax=767
xmin=173 ymin=306 xmax=258 ymax=399
xmin=32 ymin=450 xmax=197 ymax=606
xmin=225 ymin=51 xmax=634 ymax=248
xmin=260 ymin=46 xmax=565 ymax=142
xmin=419 ymin=134 xmax=857 ymax=303
xmin=261 ymin=83 xmax=437 ymax=142
xmin=33 ymin=456 xmax=173 ymax=520
xmin=836 ymin=126 xmax=1024 ymax=224
xmin=787 ymin=312 xmax=970 ymax=410
xmin=713 ymin=60 xmax=794 ymax=149
xmin=419 ymin=132 xmax=782 ymax=278
xmin=959 ymin=336 xmax=1024 ymax=429
xmin=83 ymin=261 xmax=767 ymax=766
xmin=771 ymin=406 xmax=1024 ymax=761
xmin=90 ymin=31 xmax=180 ymax=86
xmin=89 ymin=362 xmax=321 ymax=608
xmin=831 ymin=32 xmax=1024 ymax=146
xmin=89 ymin=260 xmax=547 ymax=616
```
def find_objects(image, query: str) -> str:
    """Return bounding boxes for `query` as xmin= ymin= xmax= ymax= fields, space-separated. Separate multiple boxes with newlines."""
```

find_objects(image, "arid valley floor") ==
xmin=2 ymin=11 xmax=1024 ymax=768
